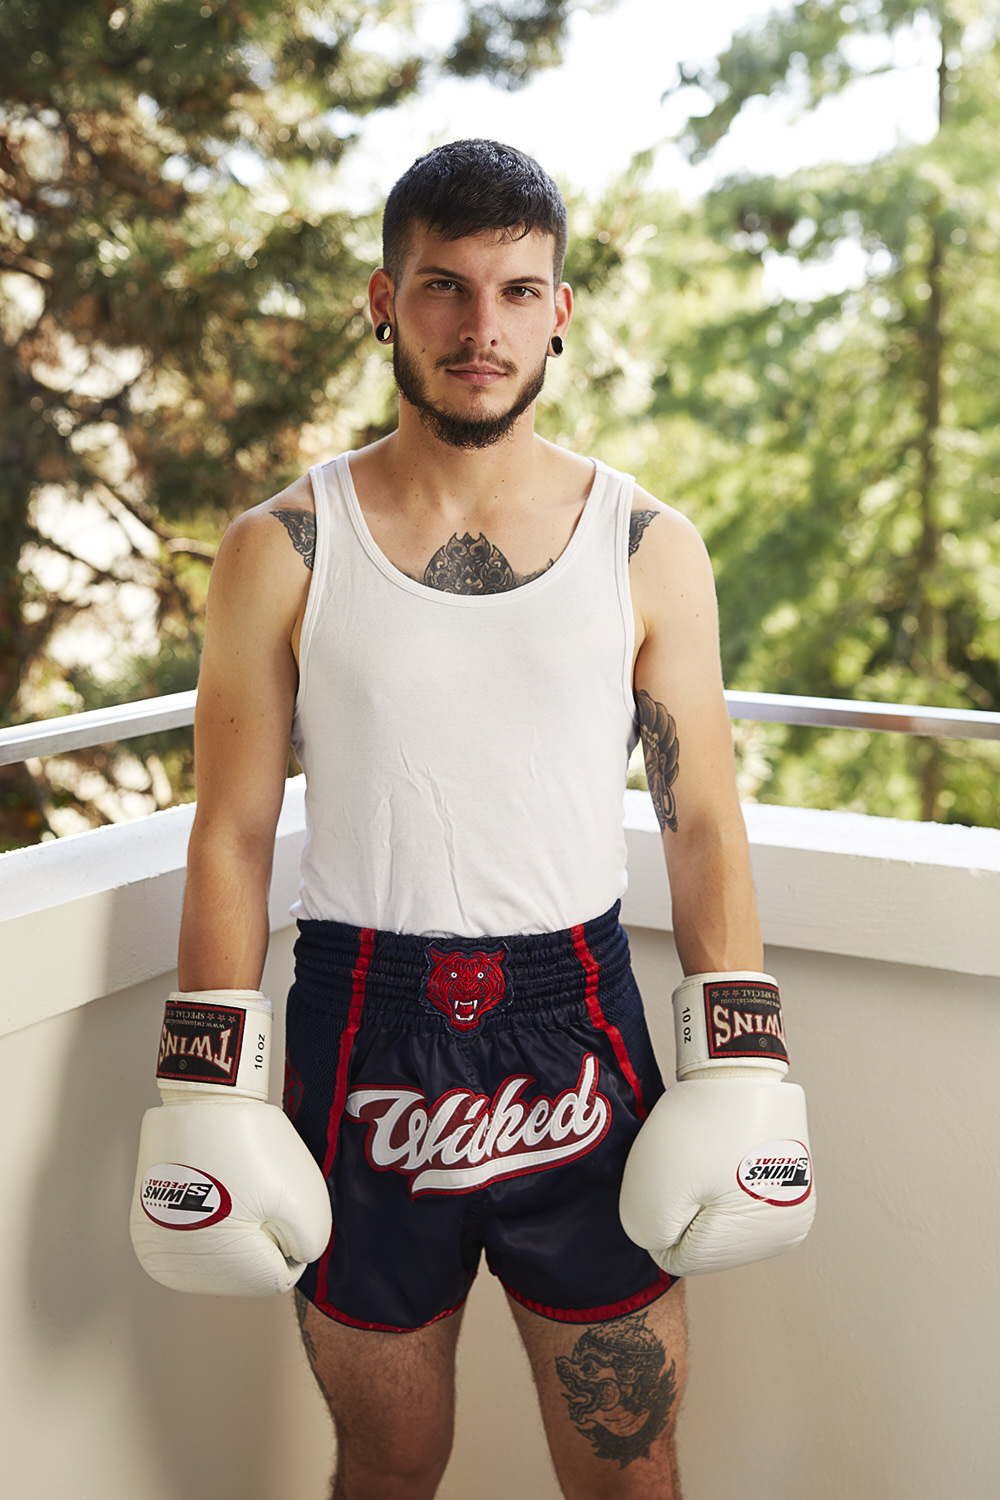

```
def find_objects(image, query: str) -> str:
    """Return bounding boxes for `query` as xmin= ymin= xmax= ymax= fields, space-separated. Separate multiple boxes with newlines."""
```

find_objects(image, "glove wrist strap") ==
xmin=673 ymin=971 xmax=789 ymax=1080
xmin=155 ymin=990 xmax=271 ymax=1103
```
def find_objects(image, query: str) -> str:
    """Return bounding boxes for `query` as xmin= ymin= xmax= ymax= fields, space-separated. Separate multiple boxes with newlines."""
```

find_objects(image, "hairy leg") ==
xmin=294 ymin=1289 xmax=465 ymax=1500
xmin=507 ymin=1281 xmax=687 ymax=1500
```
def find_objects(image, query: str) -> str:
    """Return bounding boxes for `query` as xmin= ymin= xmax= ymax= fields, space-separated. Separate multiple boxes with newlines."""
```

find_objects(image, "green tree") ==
xmin=0 ymin=0 xmax=607 ymax=847
xmin=647 ymin=0 xmax=1000 ymax=824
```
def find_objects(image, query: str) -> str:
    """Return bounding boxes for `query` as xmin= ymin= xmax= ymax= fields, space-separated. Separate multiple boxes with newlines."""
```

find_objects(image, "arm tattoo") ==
xmin=628 ymin=508 xmax=659 ymax=559
xmin=272 ymin=509 xmax=316 ymax=571
xmin=422 ymin=531 xmax=553 ymax=594
xmin=555 ymin=1311 xmax=678 ymax=1468
xmin=637 ymin=688 xmax=680 ymax=833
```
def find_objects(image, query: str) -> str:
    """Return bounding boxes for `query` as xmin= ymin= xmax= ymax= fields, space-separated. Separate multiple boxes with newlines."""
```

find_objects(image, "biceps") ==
xmin=634 ymin=602 xmax=736 ymax=835
xmin=636 ymin=687 xmax=681 ymax=834
xmin=192 ymin=632 xmax=297 ymax=850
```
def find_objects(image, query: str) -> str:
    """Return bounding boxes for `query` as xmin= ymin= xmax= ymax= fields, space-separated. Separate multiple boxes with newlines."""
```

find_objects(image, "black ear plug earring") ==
xmin=549 ymin=335 xmax=564 ymax=356
xmin=375 ymin=321 xmax=393 ymax=343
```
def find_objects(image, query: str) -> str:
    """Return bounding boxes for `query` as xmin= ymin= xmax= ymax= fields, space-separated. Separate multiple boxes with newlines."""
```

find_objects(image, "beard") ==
xmin=392 ymin=334 xmax=549 ymax=450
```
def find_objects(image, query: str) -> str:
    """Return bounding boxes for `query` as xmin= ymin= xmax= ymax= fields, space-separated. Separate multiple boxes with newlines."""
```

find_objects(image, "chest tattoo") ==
xmin=273 ymin=509 xmax=316 ymax=571
xmin=629 ymin=509 xmax=659 ymax=559
xmin=422 ymin=532 xmax=554 ymax=594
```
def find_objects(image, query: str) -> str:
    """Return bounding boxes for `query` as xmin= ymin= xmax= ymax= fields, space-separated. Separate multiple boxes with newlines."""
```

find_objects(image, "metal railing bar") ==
xmin=1 ymin=687 xmax=999 ymax=769
xmin=725 ymin=691 xmax=1000 ymax=741
xmin=0 ymin=690 xmax=197 ymax=766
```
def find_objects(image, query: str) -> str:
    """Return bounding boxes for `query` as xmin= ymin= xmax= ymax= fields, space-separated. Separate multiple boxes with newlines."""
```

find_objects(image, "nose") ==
xmin=458 ymin=290 xmax=499 ymax=348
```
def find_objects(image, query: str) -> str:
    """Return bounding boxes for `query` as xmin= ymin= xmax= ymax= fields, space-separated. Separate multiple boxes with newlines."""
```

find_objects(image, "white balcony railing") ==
xmin=2 ymin=692 xmax=1000 ymax=1499
xmin=2 ymin=687 xmax=999 ymax=767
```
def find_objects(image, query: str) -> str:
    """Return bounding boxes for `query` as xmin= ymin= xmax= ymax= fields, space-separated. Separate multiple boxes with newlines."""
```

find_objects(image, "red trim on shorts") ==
xmin=305 ymin=1287 xmax=470 ymax=1334
xmin=571 ymin=923 xmax=647 ymax=1120
xmin=315 ymin=926 xmax=375 ymax=1316
xmin=499 ymin=1267 xmax=674 ymax=1323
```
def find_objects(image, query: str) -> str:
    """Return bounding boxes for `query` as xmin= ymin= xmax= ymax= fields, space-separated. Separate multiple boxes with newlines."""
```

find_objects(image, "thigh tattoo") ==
xmin=554 ymin=1311 xmax=678 ymax=1467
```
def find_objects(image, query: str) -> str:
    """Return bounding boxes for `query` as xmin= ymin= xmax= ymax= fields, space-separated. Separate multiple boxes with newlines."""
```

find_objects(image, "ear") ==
xmin=552 ymin=280 xmax=573 ymax=344
xmin=369 ymin=267 xmax=394 ymax=333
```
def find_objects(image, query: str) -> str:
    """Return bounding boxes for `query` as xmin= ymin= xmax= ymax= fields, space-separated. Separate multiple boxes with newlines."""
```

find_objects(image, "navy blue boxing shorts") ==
xmin=283 ymin=902 xmax=675 ymax=1332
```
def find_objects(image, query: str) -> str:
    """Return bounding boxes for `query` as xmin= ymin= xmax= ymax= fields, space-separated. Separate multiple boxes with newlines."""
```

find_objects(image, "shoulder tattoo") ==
xmin=423 ymin=532 xmax=553 ymax=594
xmin=629 ymin=508 xmax=659 ymax=559
xmin=272 ymin=509 xmax=316 ymax=571
xmin=555 ymin=1310 xmax=678 ymax=1468
xmin=637 ymin=688 xmax=680 ymax=833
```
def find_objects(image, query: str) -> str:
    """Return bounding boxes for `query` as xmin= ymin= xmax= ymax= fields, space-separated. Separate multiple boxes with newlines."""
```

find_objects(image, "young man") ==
xmin=132 ymin=140 xmax=813 ymax=1500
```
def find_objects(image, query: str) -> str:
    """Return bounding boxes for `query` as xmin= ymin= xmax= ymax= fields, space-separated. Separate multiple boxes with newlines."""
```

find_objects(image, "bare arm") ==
xmin=629 ymin=496 xmax=762 ymax=976
xmin=178 ymin=483 xmax=313 ymax=990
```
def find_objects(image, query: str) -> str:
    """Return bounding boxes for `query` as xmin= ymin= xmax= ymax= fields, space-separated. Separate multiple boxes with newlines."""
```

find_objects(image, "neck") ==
xmin=378 ymin=401 xmax=546 ymax=511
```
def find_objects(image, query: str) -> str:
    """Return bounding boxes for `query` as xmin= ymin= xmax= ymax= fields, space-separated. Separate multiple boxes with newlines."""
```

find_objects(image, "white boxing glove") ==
xmin=130 ymin=990 xmax=332 ymax=1296
xmin=620 ymin=972 xmax=815 ymax=1277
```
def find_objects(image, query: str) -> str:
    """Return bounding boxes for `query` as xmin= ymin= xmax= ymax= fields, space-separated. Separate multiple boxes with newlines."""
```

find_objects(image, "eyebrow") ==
xmin=414 ymin=264 xmax=552 ymax=287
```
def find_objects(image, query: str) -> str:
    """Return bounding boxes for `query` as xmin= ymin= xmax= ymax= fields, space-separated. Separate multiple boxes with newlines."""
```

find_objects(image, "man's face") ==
xmin=376 ymin=224 xmax=571 ymax=450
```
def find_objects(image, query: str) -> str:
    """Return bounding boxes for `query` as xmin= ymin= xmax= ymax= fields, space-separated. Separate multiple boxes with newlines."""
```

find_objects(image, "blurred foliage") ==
xmin=638 ymin=0 xmax=1000 ymax=825
xmin=535 ymin=1 xmax=1000 ymax=826
xmin=2 ymin=0 xmax=998 ymax=846
xmin=0 ymin=0 xmax=604 ymax=846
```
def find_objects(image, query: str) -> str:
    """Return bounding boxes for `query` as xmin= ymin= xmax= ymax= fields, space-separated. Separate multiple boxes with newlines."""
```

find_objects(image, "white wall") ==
xmin=1 ymin=782 xmax=998 ymax=1499
xmin=629 ymin=931 xmax=1000 ymax=1500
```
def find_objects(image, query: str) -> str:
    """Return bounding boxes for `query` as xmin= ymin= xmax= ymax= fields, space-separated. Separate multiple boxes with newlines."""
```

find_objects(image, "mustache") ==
xmin=434 ymin=351 xmax=518 ymax=375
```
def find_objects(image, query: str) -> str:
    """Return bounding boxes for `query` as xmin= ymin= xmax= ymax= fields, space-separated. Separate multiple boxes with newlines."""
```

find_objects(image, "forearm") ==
xmin=177 ymin=822 xmax=274 ymax=990
xmin=666 ymin=820 xmax=763 ymax=976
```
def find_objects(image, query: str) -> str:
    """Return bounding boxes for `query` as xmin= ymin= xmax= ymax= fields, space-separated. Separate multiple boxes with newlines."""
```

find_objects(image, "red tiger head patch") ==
xmin=425 ymin=945 xmax=507 ymax=1031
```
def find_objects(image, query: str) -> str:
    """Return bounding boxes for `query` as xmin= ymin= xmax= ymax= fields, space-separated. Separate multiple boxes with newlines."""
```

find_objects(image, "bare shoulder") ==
xmin=262 ymin=473 xmax=318 ymax=571
xmin=627 ymin=485 xmax=717 ymax=660
xmin=216 ymin=473 xmax=317 ymax=577
xmin=263 ymin=471 xmax=316 ymax=517
xmin=204 ymin=475 xmax=316 ymax=655
xmin=627 ymin=484 xmax=709 ymax=572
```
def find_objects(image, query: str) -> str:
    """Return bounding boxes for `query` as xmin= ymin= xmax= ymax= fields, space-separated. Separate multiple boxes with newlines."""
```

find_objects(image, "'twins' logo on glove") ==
xmin=139 ymin=1164 xmax=233 ymax=1230
xmin=157 ymin=1001 xmax=249 ymax=1087
xmin=738 ymin=1142 xmax=812 ymax=1206
xmin=704 ymin=979 xmax=788 ymax=1066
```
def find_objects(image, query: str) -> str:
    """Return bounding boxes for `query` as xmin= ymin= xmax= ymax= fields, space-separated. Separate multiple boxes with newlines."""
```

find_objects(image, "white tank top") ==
xmin=290 ymin=451 xmax=639 ymax=937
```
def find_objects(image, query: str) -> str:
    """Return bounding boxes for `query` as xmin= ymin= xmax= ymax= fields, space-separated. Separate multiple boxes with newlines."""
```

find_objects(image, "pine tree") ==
xmin=0 ymin=0 xmax=604 ymax=847
xmin=648 ymin=0 xmax=1000 ymax=824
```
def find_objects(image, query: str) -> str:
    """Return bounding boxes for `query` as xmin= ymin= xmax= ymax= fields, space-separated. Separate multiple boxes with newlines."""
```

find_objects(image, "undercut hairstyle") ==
xmin=382 ymin=139 xmax=569 ymax=283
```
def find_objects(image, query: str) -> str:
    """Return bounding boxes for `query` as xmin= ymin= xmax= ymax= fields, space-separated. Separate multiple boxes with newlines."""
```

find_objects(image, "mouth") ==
xmin=444 ymin=364 xmax=509 ymax=387
xmin=437 ymin=350 xmax=515 ymax=382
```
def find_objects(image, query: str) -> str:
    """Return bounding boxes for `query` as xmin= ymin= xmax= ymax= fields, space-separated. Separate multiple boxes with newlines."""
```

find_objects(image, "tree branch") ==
xmin=0 ymin=252 xmax=53 ymax=282
xmin=90 ymin=477 xmax=176 ymax=545
xmin=27 ymin=532 xmax=143 ymax=591
xmin=60 ymin=114 xmax=189 ymax=214
xmin=164 ymin=536 xmax=218 ymax=561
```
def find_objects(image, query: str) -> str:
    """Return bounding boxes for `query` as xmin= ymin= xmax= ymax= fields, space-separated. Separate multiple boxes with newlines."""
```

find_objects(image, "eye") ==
xmin=505 ymin=284 xmax=539 ymax=300
xmin=427 ymin=278 xmax=460 ymax=293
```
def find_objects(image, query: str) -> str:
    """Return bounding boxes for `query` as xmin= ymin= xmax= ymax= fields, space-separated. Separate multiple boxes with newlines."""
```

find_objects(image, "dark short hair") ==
xmin=382 ymin=139 xmax=568 ymax=282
